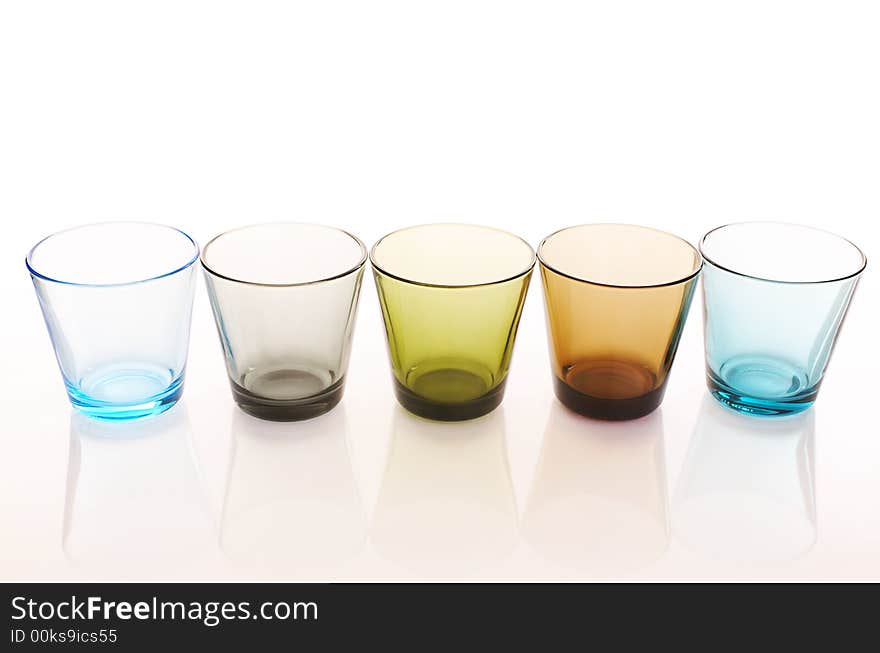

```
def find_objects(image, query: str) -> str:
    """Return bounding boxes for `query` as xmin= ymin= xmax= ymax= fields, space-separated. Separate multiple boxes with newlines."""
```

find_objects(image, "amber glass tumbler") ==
xmin=372 ymin=224 xmax=535 ymax=421
xmin=538 ymin=224 xmax=702 ymax=420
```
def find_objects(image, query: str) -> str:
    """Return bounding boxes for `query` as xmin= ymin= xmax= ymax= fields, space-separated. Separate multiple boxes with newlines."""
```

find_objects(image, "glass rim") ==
xmin=200 ymin=222 xmax=368 ymax=287
xmin=700 ymin=221 xmax=868 ymax=285
xmin=26 ymin=220 xmax=200 ymax=288
xmin=370 ymin=223 xmax=537 ymax=289
xmin=537 ymin=223 xmax=703 ymax=289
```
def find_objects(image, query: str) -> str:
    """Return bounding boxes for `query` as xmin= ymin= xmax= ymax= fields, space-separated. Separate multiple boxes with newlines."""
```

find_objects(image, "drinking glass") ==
xmin=700 ymin=222 xmax=866 ymax=416
xmin=371 ymin=224 xmax=535 ymax=421
xmin=27 ymin=222 xmax=199 ymax=420
xmin=538 ymin=224 xmax=701 ymax=420
xmin=201 ymin=223 xmax=366 ymax=421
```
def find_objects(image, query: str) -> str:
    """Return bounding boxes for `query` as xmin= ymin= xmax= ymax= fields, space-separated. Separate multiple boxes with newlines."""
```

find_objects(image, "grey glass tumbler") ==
xmin=201 ymin=223 xmax=367 ymax=421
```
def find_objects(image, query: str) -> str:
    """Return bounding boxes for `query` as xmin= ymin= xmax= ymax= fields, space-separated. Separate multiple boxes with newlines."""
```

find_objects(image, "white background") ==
xmin=1 ymin=1 xmax=878 ymax=581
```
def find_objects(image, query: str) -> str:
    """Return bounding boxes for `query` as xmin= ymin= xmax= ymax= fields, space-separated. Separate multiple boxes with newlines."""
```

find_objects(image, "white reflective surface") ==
xmin=4 ymin=247 xmax=879 ymax=581
xmin=2 ymin=1 xmax=880 ymax=581
xmin=63 ymin=408 xmax=216 ymax=573
xmin=220 ymin=407 xmax=366 ymax=575
xmin=673 ymin=397 xmax=817 ymax=563
xmin=372 ymin=407 xmax=518 ymax=576
xmin=523 ymin=405 xmax=669 ymax=575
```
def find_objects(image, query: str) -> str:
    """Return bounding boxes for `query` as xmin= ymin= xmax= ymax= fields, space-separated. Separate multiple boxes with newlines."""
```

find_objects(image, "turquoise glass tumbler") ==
xmin=27 ymin=222 xmax=199 ymax=420
xmin=700 ymin=222 xmax=866 ymax=416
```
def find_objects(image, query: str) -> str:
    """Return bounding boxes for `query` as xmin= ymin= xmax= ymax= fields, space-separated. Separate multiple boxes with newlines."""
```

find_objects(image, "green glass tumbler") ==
xmin=371 ymin=224 xmax=535 ymax=421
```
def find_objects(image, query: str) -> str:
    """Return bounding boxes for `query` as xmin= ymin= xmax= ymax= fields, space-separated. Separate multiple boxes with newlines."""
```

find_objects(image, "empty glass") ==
xmin=539 ymin=224 xmax=701 ymax=420
xmin=701 ymin=222 xmax=866 ymax=416
xmin=201 ymin=223 xmax=366 ymax=421
xmin=371 ymin=224 xmax=535 ymax=421
xmin=27 ymin=222 xmax=199 ymax=420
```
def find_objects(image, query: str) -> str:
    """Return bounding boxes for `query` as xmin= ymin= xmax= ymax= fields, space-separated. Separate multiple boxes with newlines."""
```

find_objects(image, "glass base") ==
xmin=393 ymin=376 xmax=506 ymax=421
xmin=707 ymin=358 xmax=818 ymax=417
xmin=552 ymin=374 xmax=666 ymax=421
xmin=66 ymin=371 xmax=183 ymax=421
xmin=230 ymin=375 xmax=345 ymax=421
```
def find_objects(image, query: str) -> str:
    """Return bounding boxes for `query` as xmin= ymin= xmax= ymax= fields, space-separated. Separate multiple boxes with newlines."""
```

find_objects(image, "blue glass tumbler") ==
xmin=700 ymin=222 xmax=866 ymax=416
xmin=27 ymin=222 xmax=199 ymax=420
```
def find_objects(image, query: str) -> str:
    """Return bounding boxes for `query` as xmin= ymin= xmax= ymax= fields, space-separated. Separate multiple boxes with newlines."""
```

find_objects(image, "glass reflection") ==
xmin=673 ymin=394 xmax=817 ymax=562
xmin=523 ymin=403 xmax=669 ymax=574
xmin=371 ymin=406 xmax=518 ymax=576
xmin=63 ymin=405 xmax=215 ymax=569
xmin=220 ymin=406 xmax=366 ymax=572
